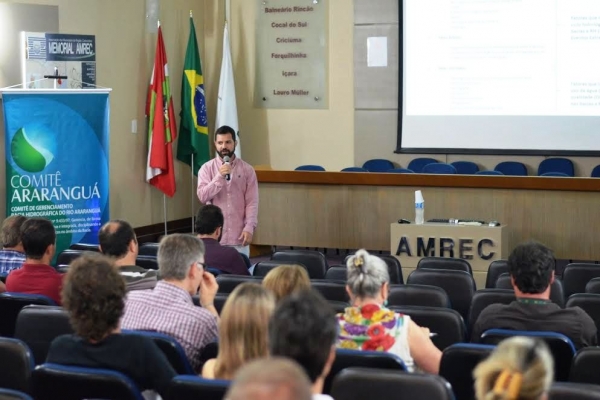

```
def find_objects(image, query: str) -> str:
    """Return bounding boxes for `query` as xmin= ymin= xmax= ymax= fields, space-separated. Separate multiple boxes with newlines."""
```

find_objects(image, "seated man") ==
xmin=6 ymin=218 xmax=63 ymax=304
xmin=47 ymin=253 xmax=175 ymax=398
xmin=472 ymin=241 xmax=597 ymax=349
xmin=98 ymin=220 xmax=157 ymax=291
xmin=196 ymin=205 xmax=249 ymax=275
xmin=0 ymin=215 xmax=27 ymax=274
xmin=269 ymin=290 xmax=337 ymax=400
xmin=121 ymin=234 xmax=219 ymax=373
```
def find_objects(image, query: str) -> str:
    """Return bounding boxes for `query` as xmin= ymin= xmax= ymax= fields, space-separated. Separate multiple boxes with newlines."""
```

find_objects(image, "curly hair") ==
xmin=61 ymin=253 xmax=126 ymax=341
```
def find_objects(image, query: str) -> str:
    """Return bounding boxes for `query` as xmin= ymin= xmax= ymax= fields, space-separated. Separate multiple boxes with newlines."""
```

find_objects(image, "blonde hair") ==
xmin=214 ymin=283 xmax=275 ymax=380
xmin=346 ymin=249 xmax=389 ymax=299
xmin=473 ymin=337 xmax=554 ymax=400
xmin=262 ymin=265 xmax=311 ymax=302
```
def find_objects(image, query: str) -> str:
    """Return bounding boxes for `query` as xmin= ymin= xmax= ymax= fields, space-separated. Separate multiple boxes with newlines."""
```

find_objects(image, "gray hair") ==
xmin=1 ymin=215 xmax=27 ymax=248
xmin=157 ymin=234 xmax=205 ymax=280
xmin=346 ymin=249 xmax=390 ymax=299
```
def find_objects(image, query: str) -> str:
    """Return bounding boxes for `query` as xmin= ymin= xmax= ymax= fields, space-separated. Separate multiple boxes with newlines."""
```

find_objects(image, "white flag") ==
xmin=216 ymin=22 xmax=241 ymax=158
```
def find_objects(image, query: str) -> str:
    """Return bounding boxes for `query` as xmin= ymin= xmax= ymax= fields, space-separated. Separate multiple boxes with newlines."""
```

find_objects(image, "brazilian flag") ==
xmin=177 ymin=15 xmax=209 ymax=175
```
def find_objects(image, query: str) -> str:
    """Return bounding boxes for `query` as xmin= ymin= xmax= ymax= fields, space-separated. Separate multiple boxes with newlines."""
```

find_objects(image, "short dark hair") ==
xmin=508 ymin=241 xmax=555 ymax=294
xmin=215 ymin=125 xmax=236 ymax=142
xmin=1 ymin=215 xmax=28 ymax=248
xmin=20 ymin=218 xmax=55 ymax=259
xmin=269 ymin=290 xmax=337 ymax=383
xmin=62 ymin=253 xmax=125 ymax=341
xmin=98 ymin=220 xmax=137 ymax=258
xmin=195 ymin=205 xmax=224 ymax=235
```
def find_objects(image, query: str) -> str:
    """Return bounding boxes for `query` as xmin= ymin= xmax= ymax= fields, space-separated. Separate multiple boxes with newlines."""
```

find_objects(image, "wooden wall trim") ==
xmin=134 ymin=218 xmax=193 ymax=244
xmin=256 ymin=170 xmax=600 ymax=192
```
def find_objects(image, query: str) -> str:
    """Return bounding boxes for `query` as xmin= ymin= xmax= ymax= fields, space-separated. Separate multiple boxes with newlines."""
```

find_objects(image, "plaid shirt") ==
xmin=121 ymin=281 xmax=218 ymax=372
xmin=0 ymin=250 xmax=25 ymax=275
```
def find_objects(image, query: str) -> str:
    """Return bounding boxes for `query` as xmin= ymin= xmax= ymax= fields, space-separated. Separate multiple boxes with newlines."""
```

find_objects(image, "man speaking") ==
xmin=197 ymin=126 xmax=258 ymax=257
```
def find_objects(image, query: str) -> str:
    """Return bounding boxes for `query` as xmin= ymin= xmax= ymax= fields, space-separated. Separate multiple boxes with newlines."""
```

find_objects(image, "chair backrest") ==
xmin=165 ymin=375 xmax=229 ymax=400
xmin=0 ymin=293 xmax=57 ymax=337
xmin=344 ymin=254 xmax=403 ymax=284
xmin=331 ymin=367 xmax=454 ymax=400
xmin=271 ymin=250 xmax=328 ymax=279
xmin=476 ymin=170 xmax=504 ymax=176
xmin=390 ymin=305 xmax=466 ymax=350
xmin=586 ymin=277 xmax=600 ymax=294
xmin=494 ymin=161 xmax=528 ymax=176
xmin=417 ymin=257 xmax=472 ymax=274
xmin=439 ymin=343 xmax=495 ymax=400
xmin=480 ymin=329 xmax=576 ymax=381
xmin=422 ymin=163 xmax=457 ymax=174
xmin=495 ymin=272 xmax=565 ymax=307
xmin=468 ymin=289 xmax=515 ymax=337
xmin=198 ymin=341 xmax=219 ymax=367
xmin=328 ymin=300 xmax=350 ymax=314
xmin=311 ymin=280 xmax=349 ymax=302
xmin=407 ymin=269 xmax=476 ymax=323
xmin=325 ymin=266 xmax=347 ymax=281
xmin=341 ymin=167 xmax=368 ymax=172
xmin=32 ymin=363 xmax=144 ymax=400
xmin=122 ymin=330 xmax=194 ymax=375
xmin=408 ymin=158 xmax=438 ymax=173
xmin=138 ymin=242 xmax=159 ymax=257
xmin=538 ymin=157 xmax=574 ymax=177
xmin=134 ymin=255 xmax=158 ymax=270
xmin=252 ymin=260 xmax=308 ymax=278
xmin=68 ymin=243 xmax=100 ymax=252
xmin=216 ymin=275 xmax=263 ymax=294
xmin=549 ymin=382 xmax=600 ymax=400
xmin=388 ymin=284 xmax=451 ymax=308
xmin=592 ymin=165 xmax=600 ymax=178
xmin=55 ymin=249 xmax=84 ymax=266
xmin=570 ymin=347 xmax=600 ymax=385
xmin=212 ymin=293 xmax=229 ymax=314
xmin=563 ymin=263 xmax=600 ymax=298
xmin=294 ymin=165 xmax=325 ymax=171
xmin=540 ymin=171 xmax=570 ymax=177
xmin=0 ymin=337 xmax=34 ymax=393
xmin=324 ymin=349 xmax=406 ymax=394
xmin=565 ymin=293 xmax=600 ymax=345
xmin=239 ymin=253 xmax=252 ymax=270
xmin=361 ymin=159 xmax=394 ymax=172
xmin=14 ymin=305 xmax=72 ymax=365
xmin=0 ymin=389 xmax=33 ymax=400
xmin=486 ymin=259 xmax=509 ymax=288
xmin=451 ymin=161 xmax=479 ymax=175
xmin=387 ymin=168 xmax=414 ymax=173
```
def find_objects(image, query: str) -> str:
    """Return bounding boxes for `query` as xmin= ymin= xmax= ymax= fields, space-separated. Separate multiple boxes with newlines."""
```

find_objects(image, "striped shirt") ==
xmin=121 ymin=281 xmax=218 ymax=372
xmin=197 ymin=156 xmax=259 ymax=246
xmin=0 ymin=250 xmax=25 ymax=275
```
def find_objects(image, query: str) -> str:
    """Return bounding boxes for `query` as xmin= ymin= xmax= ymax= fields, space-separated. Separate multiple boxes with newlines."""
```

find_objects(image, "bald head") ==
xmin=225 ymin=358 xmax=312 ymax=400
xmin=98 ymin=220 xmax=137 ymax=260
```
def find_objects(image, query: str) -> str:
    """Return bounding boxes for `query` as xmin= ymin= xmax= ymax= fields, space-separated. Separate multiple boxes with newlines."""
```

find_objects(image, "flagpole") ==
xmin=191 ymin=154 xmax=195 ymax=232
xmin=163 ymin=194 xmax=168 ymax=236
xmin=225 ymin=0 xmax=231 ymax=23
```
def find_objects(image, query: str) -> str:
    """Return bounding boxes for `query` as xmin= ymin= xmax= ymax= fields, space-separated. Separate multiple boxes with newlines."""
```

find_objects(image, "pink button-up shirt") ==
xmin=197 ymin=156 xmax=259 ymax=246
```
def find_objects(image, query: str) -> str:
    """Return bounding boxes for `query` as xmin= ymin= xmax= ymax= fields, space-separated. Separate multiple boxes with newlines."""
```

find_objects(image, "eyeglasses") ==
xmin=196 ymin=261 xmax=205 ymax=270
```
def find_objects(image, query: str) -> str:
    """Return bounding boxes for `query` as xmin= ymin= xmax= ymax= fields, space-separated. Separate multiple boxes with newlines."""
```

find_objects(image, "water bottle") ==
xmin=415 ymin=190 xmax=425 ymax=224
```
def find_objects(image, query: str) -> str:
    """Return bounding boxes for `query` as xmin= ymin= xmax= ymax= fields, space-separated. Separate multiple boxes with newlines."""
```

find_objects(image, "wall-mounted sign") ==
xmin=255 ymin=0 xmax=328 ymax=109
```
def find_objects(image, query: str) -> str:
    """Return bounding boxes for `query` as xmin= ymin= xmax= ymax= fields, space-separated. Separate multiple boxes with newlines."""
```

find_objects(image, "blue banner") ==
xmin=2 ymin=91 xmax=110 ymax=258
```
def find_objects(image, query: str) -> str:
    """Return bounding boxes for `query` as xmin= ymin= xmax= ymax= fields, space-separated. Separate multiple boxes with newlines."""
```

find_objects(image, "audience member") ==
xmin=203 ymin=283 xmax=275 ymax=379
xmin=46 ymin=253 xmax=176 ymax=397
xmin=121 ymin=234 xmax=219 ymax=372
xmin=196 ymin=205 xmax=249 ymax=275
xmin=262 ymin=264 xmax=311 ymax=302
xmin=269 ymin=290 xmax=337 ymax=400
xmin=472 ymin=241 xmax=597 ymax=349
xmin=225 ymin=357 xmax=312 ymax=400
xmin=0 ymin=215 xmax=27 ymax=274
xmin=5 ymin=218 xmax=63 ymax=304
xmin=474 ymin=336 xmax=553 ymax=400
xmin=98 ymin=220 xmax=157 ymax=291
xmin=338 ymin=249 xmax=441 ymax=373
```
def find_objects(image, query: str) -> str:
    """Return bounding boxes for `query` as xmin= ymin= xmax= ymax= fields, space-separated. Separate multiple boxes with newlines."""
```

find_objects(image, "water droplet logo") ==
xmin=11 ymin=127 xmax=55 ymax=173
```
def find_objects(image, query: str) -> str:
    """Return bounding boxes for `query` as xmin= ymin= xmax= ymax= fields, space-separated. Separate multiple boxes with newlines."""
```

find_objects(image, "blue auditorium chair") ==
xmin=407 ymin=157 xmax=438 ymax=173
xmin=0 ymin=337 xmax=34 ymax=394
xmin=422 ymin=163 xmax=457 ymax=174
xmin=592 ymin=165 xmax=600 ymax=177
xmin=295 ymin=165 xmax=326 ymax=171
xmin=0 ymin=293 xmax=57 ymax=337
xmin=451 ymin=161 xmax=479 ymax=174
xmin=0 ymin=389 xmax=33 ymax=400
xmin=341 ymin=167 xmax=368 ymax=172
xmin=165 ymin=375 xmax=230 ymax=400
xmin=494 ymin=161 xmax=528 ymax=176
xmin=361 ymin=159 xmax=394 ymax=172
xmin=387 ymin=168 xmax=414 ymax=173
xmin=439 ymin=343 xmax=495 ymax=400
xmin=540 ymin=172 xmax=570 ymax=177
xmin=476 ymin=170 xmax=504 ymax=175
xmin=538 ymin=158 xmax=574 ymax=176
xmin=122 ymin=330 xmax=194 ymax=375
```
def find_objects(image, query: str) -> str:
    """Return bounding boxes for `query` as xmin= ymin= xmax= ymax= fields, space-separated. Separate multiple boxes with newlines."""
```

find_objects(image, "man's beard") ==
xmin=219 ymin=148 xmax=234 ymax=158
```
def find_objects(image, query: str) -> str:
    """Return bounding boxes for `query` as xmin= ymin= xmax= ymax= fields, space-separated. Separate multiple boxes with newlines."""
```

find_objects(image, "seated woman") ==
xmin=46 ymin=253 xmax=175 ymax=397
xmin=202 ymin=282 xmax=275 ymax=380
xmin=262 ymin=264 xmax=310 ymax=302
xmin=474 ymin=337 xmax=553 ymax=400
xmin=337 ymin=249 xmax=441 ymax=373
